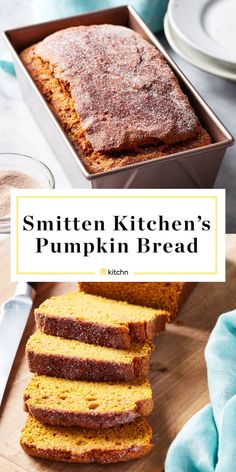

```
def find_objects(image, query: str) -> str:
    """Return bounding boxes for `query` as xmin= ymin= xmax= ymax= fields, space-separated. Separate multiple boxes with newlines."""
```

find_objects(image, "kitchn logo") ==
xmin=99 ymin=268 xmax=129 ymax=276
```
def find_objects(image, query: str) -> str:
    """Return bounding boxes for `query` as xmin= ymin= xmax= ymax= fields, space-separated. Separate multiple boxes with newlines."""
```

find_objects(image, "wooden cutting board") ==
xmin=1 ymin=235 xmax=236 ymax=472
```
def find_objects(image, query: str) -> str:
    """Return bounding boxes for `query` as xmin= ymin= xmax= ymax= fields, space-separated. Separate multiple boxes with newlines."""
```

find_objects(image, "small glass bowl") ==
xmin=0 ymin=153 xmax=55 ymax=234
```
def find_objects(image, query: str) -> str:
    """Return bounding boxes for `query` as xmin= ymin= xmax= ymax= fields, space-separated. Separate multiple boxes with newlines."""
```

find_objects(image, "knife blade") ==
xmin=0 ymin=282 xmax=36 ymax=407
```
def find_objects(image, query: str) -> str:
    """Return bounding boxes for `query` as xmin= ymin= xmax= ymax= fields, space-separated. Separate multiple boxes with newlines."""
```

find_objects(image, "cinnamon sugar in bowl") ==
xmin=0 ymin=153 xmax=55 ymax=233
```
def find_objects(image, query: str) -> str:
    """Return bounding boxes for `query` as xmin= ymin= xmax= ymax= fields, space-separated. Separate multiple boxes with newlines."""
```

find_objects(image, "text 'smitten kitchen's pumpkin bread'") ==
xmin=20 ymin=416 xmax=153 ymax=464
xmin=26 ymin=331 xmax=152 ymax=382
xmin=20 ymin=25 xmax=211 ymax=174
xmin=78 ymin=282 xmax=195 ymax=319
xmin=35 ymin=291 xmax=169 ymax=349
xmin=24 ymin=374 xmax=153 ymax=429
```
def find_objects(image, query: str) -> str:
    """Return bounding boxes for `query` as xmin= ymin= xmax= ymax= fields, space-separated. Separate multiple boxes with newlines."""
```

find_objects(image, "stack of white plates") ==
xmin=164 ymin=0 xmax=236 ymax=81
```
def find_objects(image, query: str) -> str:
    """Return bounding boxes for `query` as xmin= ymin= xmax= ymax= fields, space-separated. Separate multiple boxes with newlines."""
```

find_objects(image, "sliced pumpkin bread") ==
xmin=26 ymin=331 xmax=152 ymax=382
xmin=24 ymin=374 xmax=153 ymax=429
xmin=20 ymin=415 xmax=153 ymax=464
xmin=35 ymin=291 xmax=168 ymax=349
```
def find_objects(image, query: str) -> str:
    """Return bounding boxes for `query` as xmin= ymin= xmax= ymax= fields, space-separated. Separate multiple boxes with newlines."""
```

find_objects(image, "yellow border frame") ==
xmin=15 ymin=195 xmax=218 ymax=276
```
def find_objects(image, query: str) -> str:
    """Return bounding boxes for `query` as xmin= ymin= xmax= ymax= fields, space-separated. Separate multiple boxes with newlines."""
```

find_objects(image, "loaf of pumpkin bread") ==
xmin=78 ymin=282 xmax=195 ymax=319
xmin=20 ymin=25 xmax=211 ymax=174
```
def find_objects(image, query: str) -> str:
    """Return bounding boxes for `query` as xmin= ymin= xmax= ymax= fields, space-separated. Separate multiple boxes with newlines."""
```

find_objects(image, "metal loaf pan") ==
xmin=3 ymin=6 xmax=234 ymax=188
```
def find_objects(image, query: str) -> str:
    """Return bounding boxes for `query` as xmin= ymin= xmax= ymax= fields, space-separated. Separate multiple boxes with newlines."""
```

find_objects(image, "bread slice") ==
xmin=20 ymin=415 xmax=153 ymax=464
xmin=24 ymin=374 xmax=153 ymax=429
xmin=26 ymin=331 xmax=152 ymax=382
xmin=35 ymin=291 xmax=168 ymax=349
xmin=78 ymin=282 xmax=196 ymax=319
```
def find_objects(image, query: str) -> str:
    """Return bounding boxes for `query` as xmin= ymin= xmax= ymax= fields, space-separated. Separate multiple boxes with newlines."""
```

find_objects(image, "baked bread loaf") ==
xmin=20 ymin=416 xmax=153 ymax=464
xmin=35 ymin=291 xmax=169 ymax=349
xmin=24 ymin=374 xmax=153 ymax=429
xmin=78 ymin=282 xmax=195 ymax=319
xmin=20 ymin=25 xmax=211 ymax=174
xmin=26 ymin=331 xmax=152 ymax=382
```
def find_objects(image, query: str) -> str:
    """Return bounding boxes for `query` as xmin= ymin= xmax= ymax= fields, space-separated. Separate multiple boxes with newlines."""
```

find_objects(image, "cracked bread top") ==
xmin=35 ymin=24 xmax=200 ymax=153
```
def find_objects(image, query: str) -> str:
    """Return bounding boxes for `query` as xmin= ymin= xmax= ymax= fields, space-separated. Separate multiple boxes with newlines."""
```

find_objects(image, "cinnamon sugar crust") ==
xmin=34 ymin=25 xmax=200 ymax=151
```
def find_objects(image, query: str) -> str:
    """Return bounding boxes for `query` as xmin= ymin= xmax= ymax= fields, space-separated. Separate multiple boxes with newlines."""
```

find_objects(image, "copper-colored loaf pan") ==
xmin=3 ymin=6 xmax=234 ymax=188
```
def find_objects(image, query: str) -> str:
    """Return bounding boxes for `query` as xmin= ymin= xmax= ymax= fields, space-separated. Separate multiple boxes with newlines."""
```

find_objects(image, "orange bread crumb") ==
xmin=20 ymin=415 xmax=153 ymax=463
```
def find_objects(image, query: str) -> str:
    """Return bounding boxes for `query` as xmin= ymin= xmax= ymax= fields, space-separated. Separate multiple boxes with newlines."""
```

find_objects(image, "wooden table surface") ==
xmin=1 ymin=235 xmax=236 ymax=472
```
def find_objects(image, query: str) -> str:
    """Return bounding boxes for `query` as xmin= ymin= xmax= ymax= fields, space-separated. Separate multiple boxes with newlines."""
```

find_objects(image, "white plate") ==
xmin=164 ymin=14 xmax=236 ymax=82
xmin=168 ymin=0 xmax=236 ymax=67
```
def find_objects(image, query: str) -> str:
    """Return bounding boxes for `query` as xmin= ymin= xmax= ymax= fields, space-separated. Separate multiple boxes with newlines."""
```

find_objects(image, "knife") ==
xmin=0 ymin=282 xmax=36 ymax=407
